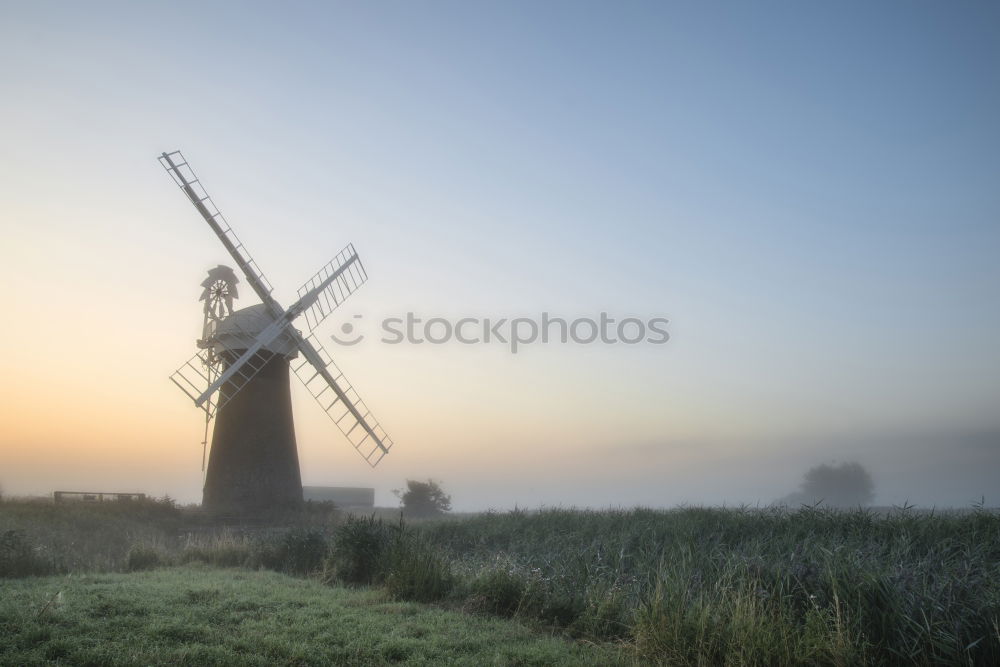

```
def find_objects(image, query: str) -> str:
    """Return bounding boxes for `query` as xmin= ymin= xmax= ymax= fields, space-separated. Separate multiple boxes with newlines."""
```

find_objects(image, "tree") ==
xmin=394 ymin=479 xmax=452 ymax=517
xmin=779 ymin=461 xmax=875 ymax=507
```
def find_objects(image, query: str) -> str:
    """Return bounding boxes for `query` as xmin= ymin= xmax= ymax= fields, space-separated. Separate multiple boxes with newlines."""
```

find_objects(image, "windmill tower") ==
xmin=160 ymin=151 xmax=394 ymax=514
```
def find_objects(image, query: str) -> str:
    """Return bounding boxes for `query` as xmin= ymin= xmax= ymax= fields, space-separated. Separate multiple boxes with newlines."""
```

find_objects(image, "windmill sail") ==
xmin=169 ymin=348 xmax=273 ymax=418
xmin=169 ymin=311 xmax=296 ymax=417
xmin=170 ymin=348 xmax=222 ymax=417
xmin=290 ymin=332 xmax=393 ymax=466
xmin=295 ymin=244 xmax=368 ymax=332
xmin=159 ymin=151 xmax=282 ymax=318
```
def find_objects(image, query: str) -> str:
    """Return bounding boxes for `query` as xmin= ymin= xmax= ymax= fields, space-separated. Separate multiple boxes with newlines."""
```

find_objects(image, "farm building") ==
xmin=302 ymin=486 xmax=374 ymax=508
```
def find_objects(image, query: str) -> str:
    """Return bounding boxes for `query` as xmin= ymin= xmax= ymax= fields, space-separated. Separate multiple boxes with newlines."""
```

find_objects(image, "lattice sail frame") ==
xmin=296 ymin=244 xmax=368 ymax=332
xmin=158 ymin=153 xmax=276 ymax=302
xmin=160 ymin=150 xmax=393 ymax=466
xmin=291 ymin=333 xmax=394 ymax=466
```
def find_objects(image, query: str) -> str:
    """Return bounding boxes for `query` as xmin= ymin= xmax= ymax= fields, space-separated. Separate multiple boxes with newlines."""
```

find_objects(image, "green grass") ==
xmin=0 ymin=565 xmax=623 ymax=666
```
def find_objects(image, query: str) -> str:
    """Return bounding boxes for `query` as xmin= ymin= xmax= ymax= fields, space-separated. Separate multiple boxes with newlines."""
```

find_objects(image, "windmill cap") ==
xmin=211 ymin=304 xmax=297 ymax=357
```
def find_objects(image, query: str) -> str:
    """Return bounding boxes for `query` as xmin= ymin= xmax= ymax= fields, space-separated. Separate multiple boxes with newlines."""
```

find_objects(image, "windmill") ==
xmin=159 ymin=150 xmax=393 ymax=514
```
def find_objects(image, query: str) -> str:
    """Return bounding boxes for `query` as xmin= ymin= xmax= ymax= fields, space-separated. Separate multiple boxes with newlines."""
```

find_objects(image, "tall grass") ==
xmin=0 ymin=496 xmax=339 ymax=574
xmin=415 ymin=506 xmax=1000 ymax=665
xmin=326 ymin=514 xmax=454 ymax=602
xmin=0 ymin=496 xmax=183 ymax=574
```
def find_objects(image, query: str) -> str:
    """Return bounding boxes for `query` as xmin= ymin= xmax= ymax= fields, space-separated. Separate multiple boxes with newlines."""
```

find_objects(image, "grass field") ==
xmin=2 ymin=497 xmax=999 ymax=665
xmin=0 ymin=566 xmax=621 ymax=666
